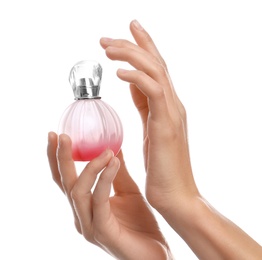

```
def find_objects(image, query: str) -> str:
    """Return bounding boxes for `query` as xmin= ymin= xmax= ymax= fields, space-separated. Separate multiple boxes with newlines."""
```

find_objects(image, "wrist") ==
xmin=146 ymin=180 xmax=200 ymax=218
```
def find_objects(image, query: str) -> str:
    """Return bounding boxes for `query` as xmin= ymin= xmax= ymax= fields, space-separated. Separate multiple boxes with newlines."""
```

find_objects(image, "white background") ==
xmin=0 ymin=0 xmax=261 ymax=259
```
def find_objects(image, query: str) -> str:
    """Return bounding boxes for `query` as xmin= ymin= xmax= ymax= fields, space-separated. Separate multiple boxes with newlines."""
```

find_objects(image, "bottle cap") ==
xmin=69 ymin=60 xmax=102 ymax=99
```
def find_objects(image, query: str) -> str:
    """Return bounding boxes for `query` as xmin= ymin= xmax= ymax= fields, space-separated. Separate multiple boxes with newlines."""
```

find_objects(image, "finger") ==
xmin=56 ymin=134 xmax=81 ymax=232
xmin=112 ymin=150 xmax=141 ymax=195
xmin=105 ymin=45 xmax=169 ymax=86
xmin=101 ymin=25 xmax=178 ymax=116
xmin=105 ymin=45 xmax=178 ymax=114
xmin=56 ymin=134 xmax=78 ymax=195
xmin=100 ymin=37 xmax=160 ymax=66
xmin=71 ymin=149 xmax=114 ymax=239
xmin=117 ymin=68 xmax=174 ymax=123
xmin=47 ymin=131 xmax=64 ymax=192
xmin=130 ymin=20 xmax=185 ymax=116
xmin=100 ymin=38 xmax=150 ymax=125
xmin=130 ymin=20 xmax=167 ymax=69
xmin=100 ymin=38 xmax=139 ymax=52
xmin=92 ymin=156 xmax=120 ymax=224
xmin=129 ymin=20 xmax=185 ymax=116
xmin=129 ymin=83 xmax=149 ymax=127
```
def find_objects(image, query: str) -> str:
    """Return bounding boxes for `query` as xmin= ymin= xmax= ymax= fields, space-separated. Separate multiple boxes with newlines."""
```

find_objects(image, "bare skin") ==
xmin=48 ymin=133 xmax=173 ymax=259
xmin=48 ymin=20 xmax=262 ymax=259
xmin=100 ymin=19 xmax=262 ymax=259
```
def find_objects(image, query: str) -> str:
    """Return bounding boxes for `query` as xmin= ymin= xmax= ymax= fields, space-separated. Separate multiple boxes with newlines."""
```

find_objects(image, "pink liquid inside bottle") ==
xmin=58 ymin=60 xmax=123 ymax=161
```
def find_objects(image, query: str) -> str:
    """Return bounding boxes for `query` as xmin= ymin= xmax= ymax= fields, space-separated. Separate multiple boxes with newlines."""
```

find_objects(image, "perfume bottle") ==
xmin=58 ymin=60 xmax=123 ymax=161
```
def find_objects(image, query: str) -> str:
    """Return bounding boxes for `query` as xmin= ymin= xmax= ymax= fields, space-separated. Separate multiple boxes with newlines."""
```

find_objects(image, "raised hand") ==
xmin=100 ymin=20 xmax=262 ymax=260
xmin=100 ymin=20 xmax=197 ymax=214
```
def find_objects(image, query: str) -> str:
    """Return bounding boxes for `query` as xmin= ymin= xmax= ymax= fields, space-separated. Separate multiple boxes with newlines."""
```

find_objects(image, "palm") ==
xmin=48 ymin=133 xmax=171 ymax=259
xmin=110 ymin=193 xmax=163 ymax=239
xmin=103 ymin=151 xmax=170 ymax=259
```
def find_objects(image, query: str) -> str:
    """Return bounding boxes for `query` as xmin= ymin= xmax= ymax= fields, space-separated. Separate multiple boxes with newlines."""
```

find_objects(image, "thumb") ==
xmin=113 ymin=150 xmax=141 ymax=195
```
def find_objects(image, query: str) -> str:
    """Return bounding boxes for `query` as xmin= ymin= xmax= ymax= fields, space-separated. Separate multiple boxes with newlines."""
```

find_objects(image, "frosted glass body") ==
xmin=58 ymin=99 xmax=123 ymax=161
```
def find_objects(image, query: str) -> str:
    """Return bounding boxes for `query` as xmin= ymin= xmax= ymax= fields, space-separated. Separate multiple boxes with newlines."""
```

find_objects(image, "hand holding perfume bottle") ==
xmin=58 ymin=60 xmax=123 ymax=161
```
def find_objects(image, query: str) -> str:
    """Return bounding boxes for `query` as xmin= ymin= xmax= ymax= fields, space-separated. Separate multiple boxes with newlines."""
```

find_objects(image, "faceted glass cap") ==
xmin=69 ymin=60 xmax=103 ymax=99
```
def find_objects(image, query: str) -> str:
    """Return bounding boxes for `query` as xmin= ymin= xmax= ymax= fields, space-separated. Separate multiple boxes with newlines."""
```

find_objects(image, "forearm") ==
xmin=160 ymin=195 xmax=262 ymax=260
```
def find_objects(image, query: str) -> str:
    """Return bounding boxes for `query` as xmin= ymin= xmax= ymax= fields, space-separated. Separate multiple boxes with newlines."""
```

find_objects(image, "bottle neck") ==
xmin=75 ymin=96 xmax=101 ymax=100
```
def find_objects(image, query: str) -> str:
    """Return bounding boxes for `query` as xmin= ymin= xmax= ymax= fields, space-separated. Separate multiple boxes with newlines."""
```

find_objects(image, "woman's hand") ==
xmin=100 ymin=20 xmax=262 ymax=260
xmin=100 ymin=20 xmax=198 ymax=214
xmin=47 ymin=132 xmax=172 ymax=260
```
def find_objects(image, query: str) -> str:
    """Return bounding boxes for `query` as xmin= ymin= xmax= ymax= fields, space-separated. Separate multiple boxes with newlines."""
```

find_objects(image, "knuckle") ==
xmin=70 ymin=187 xmax=82 ymax=202
xmin=160 ymin=58 xmax=167 ymax=70
xmin=136 ymin=70 xmax=147 ymax=83
xmin=179 ymin=104 xmax=187 ymax=120
xmin=171 ymin=116 xmax=185 ymax=134
xmin=82 ymin=230 xmax=96 ymax=244
xmin=74 ymin=220 xmax=82 ymax=235
xmin=61 ymin=181 xmax=71 ymax=195
xmin=52 ymin=174 xmax=61 ymax=186
xmin=163 ymin=127 xmax=179 ymax=143
xmin=151 ymin=84 xmax=165 ymax=99
xmin=84 ymin=161 xmax=100 ymax=176
xmin=154 ymin=62 xmax=168 ymax=78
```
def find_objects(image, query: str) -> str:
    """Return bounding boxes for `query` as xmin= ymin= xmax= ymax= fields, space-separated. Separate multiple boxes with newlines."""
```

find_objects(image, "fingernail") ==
xmin=117 ymin=68 xmax=128 ymax=74
xmin=100 ymin=148 xmax=113 ymax=158
xmin=133 ymin=19 xmax=143 ymax=31
xmin=101 ymin=37 xmax=113 ymax=42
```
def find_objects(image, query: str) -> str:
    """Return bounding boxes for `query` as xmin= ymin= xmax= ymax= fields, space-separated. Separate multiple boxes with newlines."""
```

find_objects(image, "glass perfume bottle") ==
xmin=58 ymin=60 xmax=123 ymax=161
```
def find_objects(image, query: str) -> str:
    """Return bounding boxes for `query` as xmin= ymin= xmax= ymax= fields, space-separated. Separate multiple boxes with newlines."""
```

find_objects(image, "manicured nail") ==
xmin=101 ymin=37 xmax=113 ymax=42
xmin=100 ymin=148 xmax=113 ymax=158
xmin=133 ymin=19 xmax=143 ymax=31
xmin=117 ymin=68 xmax=128 ymax=74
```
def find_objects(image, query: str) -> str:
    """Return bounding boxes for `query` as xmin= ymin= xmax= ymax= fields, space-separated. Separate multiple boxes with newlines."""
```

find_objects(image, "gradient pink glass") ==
xmin=59 ymin=99 xmax=123 ymax=161
xmin=58 ymin=60 xmax=123 ymax=161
